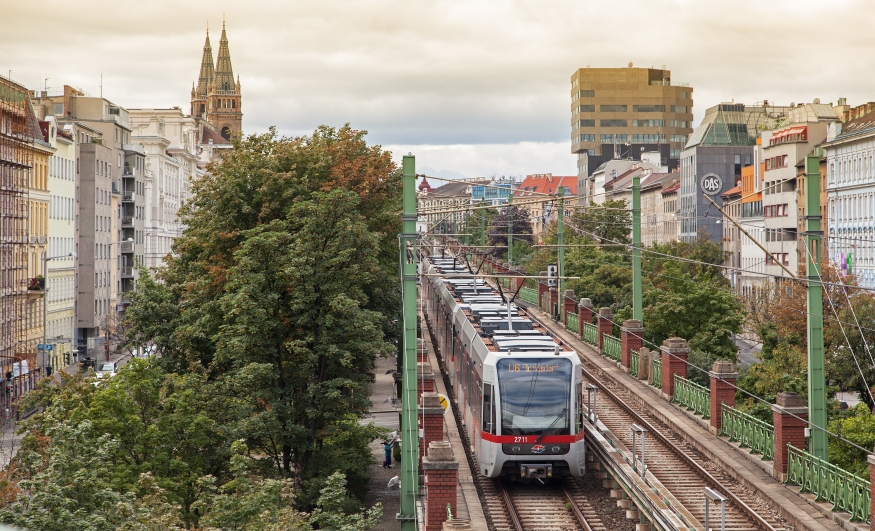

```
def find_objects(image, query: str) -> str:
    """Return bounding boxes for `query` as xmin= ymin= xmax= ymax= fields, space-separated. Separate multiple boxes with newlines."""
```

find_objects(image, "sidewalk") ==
xmin=362 ymin=354 xmax=401 ymax=531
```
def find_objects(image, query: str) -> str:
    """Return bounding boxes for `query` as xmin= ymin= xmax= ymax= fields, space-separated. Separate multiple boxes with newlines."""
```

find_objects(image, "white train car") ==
xmin=422 ymin=255 xmax=586 ymax=481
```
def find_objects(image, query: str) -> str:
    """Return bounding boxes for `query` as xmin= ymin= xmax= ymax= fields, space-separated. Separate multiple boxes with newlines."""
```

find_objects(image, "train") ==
xmin=421 ymin=253 xmax=586 ymax=482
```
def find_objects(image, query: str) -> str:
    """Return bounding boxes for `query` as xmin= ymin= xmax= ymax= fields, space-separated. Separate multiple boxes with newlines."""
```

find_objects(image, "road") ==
xmin=734 ymin=335 xmax=762 ymax=367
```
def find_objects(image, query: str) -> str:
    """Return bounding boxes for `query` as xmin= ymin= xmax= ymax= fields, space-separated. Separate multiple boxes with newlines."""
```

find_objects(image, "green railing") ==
xmin=582 ymin=322 xmax=598 ymax=346
xmin=650 ymin=357 xmax=662 ymax=388
xmin=566 ymin=312 xmax=579 ymax=334
xmin=787 ymin=444 xmax=870 ymax=523
xmin=720 ymin=404 xmax=773 ymax=460
xmin=602 ymin=334 xmax=621 ymax=362
xmin=672 ymin=375 xmax=710 ymax=419
xmin=519 ymin=287 xmax=538 ymax=305
xmin=629 ymin=349 xmax=640 ymax=376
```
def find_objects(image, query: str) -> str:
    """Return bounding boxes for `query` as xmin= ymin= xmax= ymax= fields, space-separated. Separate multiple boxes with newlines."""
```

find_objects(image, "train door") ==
xmin=480 ymin=382 xmax=496 ymax=472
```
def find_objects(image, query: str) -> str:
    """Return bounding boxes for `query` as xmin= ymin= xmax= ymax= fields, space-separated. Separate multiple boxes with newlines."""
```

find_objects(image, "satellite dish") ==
xmin=628 ymin=62 xmax=634 ymax=68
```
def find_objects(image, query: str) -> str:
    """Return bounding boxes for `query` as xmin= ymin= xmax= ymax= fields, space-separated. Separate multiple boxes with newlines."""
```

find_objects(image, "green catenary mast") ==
xmin=805 ymin=152 xmax=827 ymax=460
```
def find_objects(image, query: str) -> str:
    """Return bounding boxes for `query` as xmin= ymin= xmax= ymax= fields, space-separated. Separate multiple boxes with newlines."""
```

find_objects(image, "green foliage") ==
xmin=828 ymin=404 xmax=875 ymax=478
xmin=488 ymin=205 xmax=533 ymax=262
xmin=572 ymin=200 xmax=631 ymax=245
xmin=308 ymin=472 xmax=382 ymax=531
xmin=120 ymin=126 xmax=396 ymax=514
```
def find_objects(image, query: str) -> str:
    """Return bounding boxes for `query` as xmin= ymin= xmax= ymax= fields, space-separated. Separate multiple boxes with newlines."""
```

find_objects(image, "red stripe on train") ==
xmin=480 ymin=432 xmax=584 ymax=444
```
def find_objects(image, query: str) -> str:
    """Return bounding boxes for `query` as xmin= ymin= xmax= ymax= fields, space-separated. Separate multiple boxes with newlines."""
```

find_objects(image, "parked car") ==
xmin=95 ymin=362 xmax=118 ymax=379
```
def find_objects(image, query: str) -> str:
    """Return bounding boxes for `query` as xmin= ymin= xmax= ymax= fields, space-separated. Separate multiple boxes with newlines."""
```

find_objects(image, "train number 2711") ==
xmin=513 ymin=437 xmax=529 ymax=443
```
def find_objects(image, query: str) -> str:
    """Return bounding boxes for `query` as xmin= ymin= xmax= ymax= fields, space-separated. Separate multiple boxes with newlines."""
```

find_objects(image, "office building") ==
xmin=570 ymin=65 xmax=694 ymax=194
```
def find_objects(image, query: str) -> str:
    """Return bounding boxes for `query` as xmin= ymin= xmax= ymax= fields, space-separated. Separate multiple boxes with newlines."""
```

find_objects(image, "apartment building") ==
xmin=641 ymin=172 xmax=680 ymax=247
xmin=570 ymin=65 xmax=694 ymax=194
xmin=721 ymin=182 xmax=742 ymax=281
xmin=514 ymin=174 xmax=576 ymax=238
xmin=43 ymin=116 xmax=77 ymax=368
xmin=761 ymin=105 xmax=835 ymax=279
xmin=823 ymin=103 xmax=875 ymax=288
xmin=584 ymin=154 xmax=664 ymax=205
xmin=738 ymin=155 xmax=766 ymax=295
xmin=128 ymin=108 xmax=202 ymax=268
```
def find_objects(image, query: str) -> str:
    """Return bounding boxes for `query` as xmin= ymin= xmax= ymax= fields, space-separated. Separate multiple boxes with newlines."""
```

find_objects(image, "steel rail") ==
xmin=561 ymin=482 xmax=596 ymax=531
xmin=577 ymin=360 xmax=778 ymax=531
xmin=495 ymin=480 xmax=525 ymax=531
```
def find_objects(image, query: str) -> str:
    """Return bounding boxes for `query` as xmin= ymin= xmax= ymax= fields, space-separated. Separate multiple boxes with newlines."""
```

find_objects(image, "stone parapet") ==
xmin=708 ymin=360 xmax=738 ymax=434
xmin=620 ymin=319 xmax=644 ymax=371
xmin=771 ymin=392 xmax=807 ymax=481
xmin=660 ymin=337 xmax=689 ymax=400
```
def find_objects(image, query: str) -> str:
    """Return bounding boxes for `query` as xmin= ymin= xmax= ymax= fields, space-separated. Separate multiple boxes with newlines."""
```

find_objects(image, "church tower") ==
xmin=191 ymin=20 xmax=242 ymax=140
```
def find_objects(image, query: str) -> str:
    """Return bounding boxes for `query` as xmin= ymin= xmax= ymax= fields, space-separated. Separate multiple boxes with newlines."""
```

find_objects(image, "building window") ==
xmin=579 ymin=120 xmax=595 ymax=127
xmin=680 ymin=91 xmax=689 ymax=99
xmin=600 ymin=134 xmax=614 ymax=143
xmin=578 ymin=134 xmax=595 ymax=142
xmin=578 ymin=105 xmax=595 ymax=112
xmin=632 ymin=119 xmax=665 ymax=127
xmin=669 ymin=120 xmax=689 ymax=128
xmin=600 ymin=105 xmax=627 ymax=112
xmin=633 ymin=105 xmax=666 ymax=112
xmin=670 ymin=150 xmax=681 ymax=159
xmin=587 ymin=149 xmax=597 ymax=156
xmin=670 ymin=105 xmax=688 ymax=113
xmin=600 ymin=119 xmax=627 ymax=127
xmin=578 ymin=90 xmax=595 ymax=98
xmin=670 ymin=135 xmax=687 ymax=143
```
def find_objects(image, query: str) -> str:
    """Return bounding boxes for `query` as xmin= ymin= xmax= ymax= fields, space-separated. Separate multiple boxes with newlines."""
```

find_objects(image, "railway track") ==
xmin=576 ymin=351 xmax=793 ymax=530
xmin=483 ymin=477 xmax=600 ymax=531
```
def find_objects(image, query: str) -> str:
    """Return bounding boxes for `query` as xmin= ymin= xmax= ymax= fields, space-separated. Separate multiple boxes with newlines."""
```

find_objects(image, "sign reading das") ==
xmin=700 ymin=173 xmax=723 ymax=196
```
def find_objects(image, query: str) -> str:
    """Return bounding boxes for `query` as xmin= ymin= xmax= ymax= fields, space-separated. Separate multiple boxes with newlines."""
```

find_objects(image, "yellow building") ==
xmin=25 ymin=131 xmax=53 ymax=376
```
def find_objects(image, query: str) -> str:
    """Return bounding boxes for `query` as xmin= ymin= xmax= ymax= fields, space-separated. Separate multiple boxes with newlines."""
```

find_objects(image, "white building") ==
xmin=824 ymin=106 xmax=875 ymax=288
xmin=128 ymin=108 xmax=205 ymax=268
xmin=44 ymin=117 xmax=77 ymax=368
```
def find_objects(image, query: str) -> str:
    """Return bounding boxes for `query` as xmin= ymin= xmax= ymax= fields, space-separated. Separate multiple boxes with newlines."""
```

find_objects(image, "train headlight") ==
xmin=551 ymin=446 xmax=560 ymax=454
xmin=512 ymin=446 xmax=520 ymax=454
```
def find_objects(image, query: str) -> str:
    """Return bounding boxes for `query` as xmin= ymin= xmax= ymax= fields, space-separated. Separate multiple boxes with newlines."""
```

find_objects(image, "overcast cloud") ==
xmin=3 ymin=0 xmax=873 ymax=177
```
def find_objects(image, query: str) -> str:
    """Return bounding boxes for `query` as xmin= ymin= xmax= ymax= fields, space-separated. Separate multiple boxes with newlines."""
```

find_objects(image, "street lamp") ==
xmin=42 ymin=252 xmax=77 ymax=373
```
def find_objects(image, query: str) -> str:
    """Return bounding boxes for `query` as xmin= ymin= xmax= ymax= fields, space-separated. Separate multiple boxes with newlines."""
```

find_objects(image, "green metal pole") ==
xmin=507 ymin=195 xmax=513 ymax=266
xmin=558 ymin=186 xmax=565 ymax=297
xmin=805 ymin=153 xmax=827 ymax=460
xmin=398 ymin=155 xmax=419 ymax=529
xmin=632 ymin=176 xmax=642 ymax=322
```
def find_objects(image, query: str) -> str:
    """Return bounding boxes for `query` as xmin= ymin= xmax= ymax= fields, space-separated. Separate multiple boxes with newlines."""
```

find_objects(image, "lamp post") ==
xmin=42 ymin=252 xmax=77 ymax=373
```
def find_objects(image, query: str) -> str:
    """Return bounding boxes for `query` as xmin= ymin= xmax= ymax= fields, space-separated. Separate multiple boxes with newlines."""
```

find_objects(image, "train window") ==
xmin=483 ymin=384 xmax=494 ymax=434
xmin=496 ymin=358 xmax=572 ymax=436
xmin=575 ymin=382 xmax=583 ymax=434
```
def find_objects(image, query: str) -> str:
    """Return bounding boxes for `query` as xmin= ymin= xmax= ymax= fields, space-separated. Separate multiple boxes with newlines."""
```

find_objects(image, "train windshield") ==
xmin=496 ymin=358 xmax=572 ymax=436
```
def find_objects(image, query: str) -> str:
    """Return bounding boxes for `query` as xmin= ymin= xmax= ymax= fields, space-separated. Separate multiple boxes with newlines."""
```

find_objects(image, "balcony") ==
xmin=121 ymin=217 xmax=133 ymax=227
xmin=122 ymin=191 xmax=135 ymax=202
xmin=120 ymin=241 xmax=134 ymax=253
xmin=121 ymin=266 xmax=133 ymax=278
xmin=27 ymin=277 xmax=45 ymax=297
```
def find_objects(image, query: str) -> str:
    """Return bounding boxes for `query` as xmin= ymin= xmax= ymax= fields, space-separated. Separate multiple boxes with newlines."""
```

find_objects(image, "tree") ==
xmin=123 ymin=126 xmax=397 ymax=510
xmin=570 ymin=199 xmax=631 ymax=245
xmin=828 ymin=404 xmax=875 ymax=478
xmin=488 ymin=205 xmax=533 ymax=261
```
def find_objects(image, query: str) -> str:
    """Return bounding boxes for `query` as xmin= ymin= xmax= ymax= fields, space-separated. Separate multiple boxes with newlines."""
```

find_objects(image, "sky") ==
xmin=3 ymin=0 xmax=874 ymax=179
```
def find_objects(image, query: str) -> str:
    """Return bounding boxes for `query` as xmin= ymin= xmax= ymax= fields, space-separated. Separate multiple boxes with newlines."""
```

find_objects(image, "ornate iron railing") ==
xmin=566 ymin=312 xmax=579 ymax=334
xmin=672 ymin=375 xmax=710 ymax=418
xmin=787 ymin=444 xmax=870 ymax=523
xmin=518 ymin=287 xmax=538 ymax=305
xmin=582 ymin=322 xmax=598 ymax=346
xmin=602 ymin=334 xmax=621 ymax=362
xmin=630 ymin=349 xmax=640 ymax=376
xmin=650 ymin=357 xmax=662 ymax=388
xmin=720 ymin=404 xmax=773 ymax=460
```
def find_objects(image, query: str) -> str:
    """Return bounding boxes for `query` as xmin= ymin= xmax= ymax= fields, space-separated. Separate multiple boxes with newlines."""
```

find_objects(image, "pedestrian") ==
xmin=383 ymin=441 xmax=392 ymax=468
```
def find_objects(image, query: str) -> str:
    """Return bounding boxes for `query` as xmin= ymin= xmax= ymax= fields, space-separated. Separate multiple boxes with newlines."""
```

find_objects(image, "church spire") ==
xmin=214 ymin=19 xmax=235 ymax=93
xmin=196 ymin=26 xmax=215 ymax=99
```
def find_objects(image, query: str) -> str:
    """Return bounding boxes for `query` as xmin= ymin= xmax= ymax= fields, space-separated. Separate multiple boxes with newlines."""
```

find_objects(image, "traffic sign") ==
xmin=37 ymin=344 xmax=52 ymax=351
xmin=437 ymin=394 xmax=450 ymax=413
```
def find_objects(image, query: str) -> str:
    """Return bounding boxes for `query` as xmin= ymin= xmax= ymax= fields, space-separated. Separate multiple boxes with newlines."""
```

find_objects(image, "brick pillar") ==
xmin=709 ymin=360 xmax=738 ymax=434
xmin=660 ymin=337 xmax=688 ymax=400
xmin=868 ymin=452 xmax=875 ymax=531
xmin=620 ymin=319 xmax=644 ymax=372
xmin=417 ymin=363 xmax=436 ymax=404
xmin=423 ymin=441 xmax=459 ymax=531
xmin=549 ymin=289 xmax=559 ymax=318
xmin=597 ymin=307 xmax=613 ymax=352
xmin=772 ymin=392 xmax=808 ymax=481
xmin=563 ymin=289 xmax=576 ymax=324
xmin=420 ymin=393 xmax=446 ymax=469
xmin=578 ymin=298 xmax=594 ymax=340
